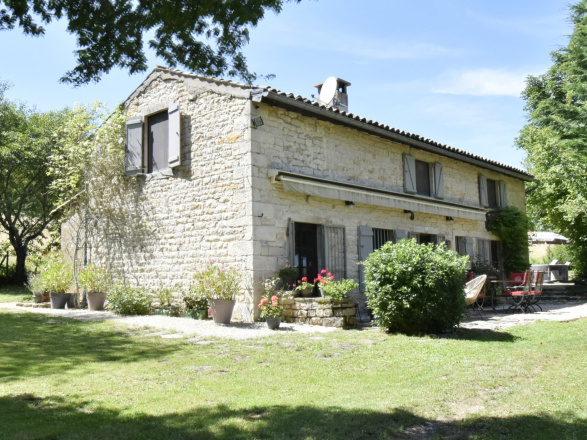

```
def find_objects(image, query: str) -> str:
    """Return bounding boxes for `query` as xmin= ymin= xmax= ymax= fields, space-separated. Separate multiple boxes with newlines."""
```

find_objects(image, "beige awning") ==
xmin=269 ymin=169 xmax=487 ymax=221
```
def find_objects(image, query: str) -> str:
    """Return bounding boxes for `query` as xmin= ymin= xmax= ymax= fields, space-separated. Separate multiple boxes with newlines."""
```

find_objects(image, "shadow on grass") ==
xmin=1 ymin=394 xmax=586 ymax=440
xmin=448 ymin=328 xmax=519 ymax=343
xmin=0 ymin=312 xmax=180 ymax=381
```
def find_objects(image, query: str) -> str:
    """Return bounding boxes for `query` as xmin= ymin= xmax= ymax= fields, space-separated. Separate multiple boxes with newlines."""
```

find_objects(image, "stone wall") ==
xmin=249 ymin=101 xmax=528 ymax=289
xmin=64 ymin=70 xmax=257 ymax=321
xmin=282 ymin=297 xmax=357 ymax=329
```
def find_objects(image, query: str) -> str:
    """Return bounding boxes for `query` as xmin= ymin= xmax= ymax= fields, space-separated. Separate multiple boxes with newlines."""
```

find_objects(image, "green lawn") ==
xmin=1 ymin=311 xmax=586 ymax=439
xmin=0 ymin=284 xmax=32 ymax=303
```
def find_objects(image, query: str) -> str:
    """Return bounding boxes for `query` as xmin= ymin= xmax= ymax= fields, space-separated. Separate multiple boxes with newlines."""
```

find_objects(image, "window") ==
xmin=403 ymin=154 xmax=444 ymax=199
xmin=289 ymin=222 xmax=346 ymax=283
xmin=373 ymin=228 xmax=394 ymax=251
xmin=125 ymin=102 xmax=181 ymax=175
xmin=479 ymin=175 xmax=507 ymax=208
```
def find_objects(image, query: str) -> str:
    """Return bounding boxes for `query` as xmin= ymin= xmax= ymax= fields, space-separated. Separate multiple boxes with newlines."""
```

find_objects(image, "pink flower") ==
xmin=327 ymin=272 xmax=332 ymax=277
xmin=321 ymin=269 xmax=327 ymax=274
xmin=302 ymin=277 xmax=307 ymax=282
xmin=271 ymin=295 xmax=278 ymax=306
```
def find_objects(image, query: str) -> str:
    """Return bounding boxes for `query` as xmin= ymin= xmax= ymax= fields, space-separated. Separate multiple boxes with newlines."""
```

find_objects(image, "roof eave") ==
xmin=255 ymin=91 xmax=534 ymax=182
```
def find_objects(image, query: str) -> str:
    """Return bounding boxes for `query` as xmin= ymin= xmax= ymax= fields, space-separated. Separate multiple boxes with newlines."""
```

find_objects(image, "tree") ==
xmin=0 ymin=0 xmax=300 ymax=86
xmin=0 ymin=84 xmax=98 ymax=283
xmin=517 ymin=0 xmax=587 ymax=277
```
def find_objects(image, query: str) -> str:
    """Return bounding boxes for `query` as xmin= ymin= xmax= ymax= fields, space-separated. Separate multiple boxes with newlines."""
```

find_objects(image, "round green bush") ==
xmin=107 ymin=285 xmax=152 ymax=316
xmin=363 ymin=239 xmax=469 ymax=334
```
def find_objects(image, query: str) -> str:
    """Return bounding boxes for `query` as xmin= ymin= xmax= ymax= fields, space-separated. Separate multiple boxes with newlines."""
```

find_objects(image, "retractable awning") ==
xmin=269 ymin=169 xmax=487 ymax=222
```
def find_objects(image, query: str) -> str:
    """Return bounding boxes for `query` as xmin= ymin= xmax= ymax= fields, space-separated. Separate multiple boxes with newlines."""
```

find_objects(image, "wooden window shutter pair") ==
xmin=124 ymin=102 xmax=181 ymax=175
xmin=403 ymin=154 xmax=444 ymax=198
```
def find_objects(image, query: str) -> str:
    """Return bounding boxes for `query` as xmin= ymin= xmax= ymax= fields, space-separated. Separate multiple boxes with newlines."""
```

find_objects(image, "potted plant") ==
xmin=77 ymin=263 xmax=111 ymax=310
xmin=321 ymin=278 xmax=359 ymax=300
xmin=28 ymin=273 xmax=49 ymax=303
xmin=295 ymin=276 xmax=314 ymax=297
xmin=258 ymin=294 xmax=285 ymax=330
xmin=193 ymin=263 xmax=241 ymax=324
xmin=154 ymin=286 xmax=181 ymax=317
xmin=39 ymin=252 xmax=74 ymax=309
xmin=182 ymin=289 xmax=209 ymax=320
xmin=278 ymin=264 xmax=299 ymax=290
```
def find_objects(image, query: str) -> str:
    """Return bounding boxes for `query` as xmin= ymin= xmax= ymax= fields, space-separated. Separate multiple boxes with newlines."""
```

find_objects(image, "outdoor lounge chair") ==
xmin=465 ymin=275 xmax=487 ymax=309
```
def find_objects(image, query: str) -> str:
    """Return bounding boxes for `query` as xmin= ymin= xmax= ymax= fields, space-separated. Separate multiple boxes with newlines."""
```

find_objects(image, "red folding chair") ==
xmin=502 ymin=270 xmax=533 ymax=313
xmin=527 ymin=271 xmax=545 ymax=312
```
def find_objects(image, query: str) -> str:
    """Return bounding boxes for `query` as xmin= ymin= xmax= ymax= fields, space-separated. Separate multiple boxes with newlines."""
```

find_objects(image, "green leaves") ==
xmin=518 ymin=0 xmax=587 ymax=277
xmin=1 ymin=0 xmax=301 ymax=85
xmin=363 ymin=239 xmax=468 ymax=334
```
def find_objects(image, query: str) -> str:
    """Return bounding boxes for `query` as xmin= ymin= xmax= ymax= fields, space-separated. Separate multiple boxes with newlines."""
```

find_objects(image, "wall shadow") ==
xmin=0 ymin=312 xmax=180 ymax=382
xmin=1 ymin=395 xmax=586 ymax=440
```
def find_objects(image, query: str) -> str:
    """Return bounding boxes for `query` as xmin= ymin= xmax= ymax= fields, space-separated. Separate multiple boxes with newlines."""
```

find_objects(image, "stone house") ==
xmin=66 ymin=66 xmax=533 ymax=321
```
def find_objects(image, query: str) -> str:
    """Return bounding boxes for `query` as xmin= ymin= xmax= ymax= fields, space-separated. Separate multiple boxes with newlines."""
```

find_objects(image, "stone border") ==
xmin=282 ymin=297 xmax=357 ymax=329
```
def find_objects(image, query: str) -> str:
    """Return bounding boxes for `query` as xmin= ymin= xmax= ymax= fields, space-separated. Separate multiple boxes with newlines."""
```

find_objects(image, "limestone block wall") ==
xmin=249 ymin=101 xmax=528 ymax=290
xmin=77 ymin=74 xmax=256 ymax=320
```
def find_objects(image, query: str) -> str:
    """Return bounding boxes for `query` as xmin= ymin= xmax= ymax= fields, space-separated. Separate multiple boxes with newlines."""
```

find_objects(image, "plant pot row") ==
xmin=47 ymin=292 xmax=107 ymax=310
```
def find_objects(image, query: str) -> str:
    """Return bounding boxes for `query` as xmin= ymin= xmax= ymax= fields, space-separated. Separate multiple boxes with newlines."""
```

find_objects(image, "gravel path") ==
xmin=0 ymin=302 xmax=338 ymax=340
xmin=2 ymin=300 xmax=587 ymax=338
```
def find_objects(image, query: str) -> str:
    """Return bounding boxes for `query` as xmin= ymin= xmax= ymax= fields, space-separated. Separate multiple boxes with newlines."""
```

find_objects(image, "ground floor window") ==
xmin=373 ymin=228 xmax=394 ymax=251
xmin=289 ymin=222 xmax=347 ymax=282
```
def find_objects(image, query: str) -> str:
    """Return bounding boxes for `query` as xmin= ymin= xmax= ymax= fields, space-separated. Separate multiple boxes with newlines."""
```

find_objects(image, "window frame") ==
xmin=124 ymin=101 xmax=181 ymax=176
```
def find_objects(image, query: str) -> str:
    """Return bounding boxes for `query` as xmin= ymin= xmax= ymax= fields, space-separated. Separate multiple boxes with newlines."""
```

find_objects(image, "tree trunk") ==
xmin=13 ymin=244 xmax=28 ymax=285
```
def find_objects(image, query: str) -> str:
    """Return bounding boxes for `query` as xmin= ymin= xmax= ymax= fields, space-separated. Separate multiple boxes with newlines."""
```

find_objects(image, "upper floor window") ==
xmin=479 ymin=175 xmax=507 ymax=208
xmin=403 ymin=154 xmax=444 ymax=199
xmin=125 ymin=102 xmax=181 ymax=175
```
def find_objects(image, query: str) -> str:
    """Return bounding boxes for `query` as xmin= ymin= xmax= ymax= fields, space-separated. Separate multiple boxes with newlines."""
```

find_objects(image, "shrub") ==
xmin=486 ymin=206 xmax=530 ymax=274
xmin=108 ymin=285 xmax=152 ymax=316
xmin=77 ymin=263 xmax=111 ymax=293
xmin=38 ymin=252 xmax=73 ymax=294
xmin=182 ymin=290 xmax=208 ymax=310
xmin=192 ymin=263 xmax=241 ymax=301
xmin=321 ymin=278 xmax=359 ymax=300
xmin=363 ymin=239 xmax=469 ymax=334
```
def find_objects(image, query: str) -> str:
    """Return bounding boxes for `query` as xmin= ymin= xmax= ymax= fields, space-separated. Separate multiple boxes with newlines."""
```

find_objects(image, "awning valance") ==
xmin=269 ymin=169 xmax=487 ymax=221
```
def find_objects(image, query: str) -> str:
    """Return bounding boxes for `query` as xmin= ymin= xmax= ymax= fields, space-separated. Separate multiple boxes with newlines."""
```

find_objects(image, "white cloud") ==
xmin=432 ymin=68 xmax=531 ymax=97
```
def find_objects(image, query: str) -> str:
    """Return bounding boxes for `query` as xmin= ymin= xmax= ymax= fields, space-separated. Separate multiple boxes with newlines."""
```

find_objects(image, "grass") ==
xmin=0 ymin=311 xmax=586 ymax=439
xmin=0 ymin=284 xmax=32 ymax=303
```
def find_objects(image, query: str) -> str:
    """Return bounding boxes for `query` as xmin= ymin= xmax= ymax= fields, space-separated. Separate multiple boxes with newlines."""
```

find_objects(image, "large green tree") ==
xmin=0 ymin=84 xmax=98 ymax=283
xmin=517 ymin=0 xmax=587 ymax=277
xmin=0 ymin=0 xmax=300 ymax=85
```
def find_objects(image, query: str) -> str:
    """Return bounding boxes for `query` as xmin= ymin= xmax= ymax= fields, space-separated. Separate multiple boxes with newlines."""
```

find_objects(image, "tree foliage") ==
xmin=517 ymin=0 xmax=587 ymax=277
xmin=0 ymin=82 xmax=99 ymax=283
xmin=486 ymin=207 xmax=531 ymax=274
xmin=0 ymin=0 xmax=300 ymax=85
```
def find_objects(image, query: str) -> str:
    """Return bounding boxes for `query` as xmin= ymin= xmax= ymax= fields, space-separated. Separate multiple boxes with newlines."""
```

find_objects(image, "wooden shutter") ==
xmin=403 ymin=154 xmax=417 ymax=194
xmin=168 ymin=102 xmax=181 ymax=168
xmin=125 ymin=117 xmax=143 ymax=175
xmin=358 ymin=226 xmax=374 ymax=292
xmin=408 ymin=232 xmax=420 ymax=243
xmin=478 ymin=239 xmax=491 ymax=264
xmin=322 ymin=225 xmax=346 ymax=279
xmin=434 ymin=163 xmax=444 ymax=199
xmin=395 ymin=230 xmax=408 ymax=242
xmin=288 ymin=220 xmax=296 ymax=270
xmin=465 ymin=237 xmax=475 ymax=259
xmin=478 ymin=174 xmax=488 ymax=207
xmin=498 ymin=181 xmax=508 ymax=207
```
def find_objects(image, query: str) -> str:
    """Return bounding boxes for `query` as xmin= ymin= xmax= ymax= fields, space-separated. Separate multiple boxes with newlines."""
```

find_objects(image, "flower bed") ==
xmin=281 ymin=297 xmax=357 ymax=329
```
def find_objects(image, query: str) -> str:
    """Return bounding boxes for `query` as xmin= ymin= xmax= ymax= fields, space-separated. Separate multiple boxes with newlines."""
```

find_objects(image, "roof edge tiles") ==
xmin=128 ymin=66 xmax=533 ymax=181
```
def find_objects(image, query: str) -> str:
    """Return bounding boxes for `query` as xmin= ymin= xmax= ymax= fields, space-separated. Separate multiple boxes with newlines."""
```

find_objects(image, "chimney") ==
xmin=315 ymin=77 xmax=351 ymax=112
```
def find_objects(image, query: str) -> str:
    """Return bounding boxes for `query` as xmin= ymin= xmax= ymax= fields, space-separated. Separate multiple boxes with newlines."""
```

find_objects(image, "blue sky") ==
xmin=0 ymin=0 xmax=573 ymax=169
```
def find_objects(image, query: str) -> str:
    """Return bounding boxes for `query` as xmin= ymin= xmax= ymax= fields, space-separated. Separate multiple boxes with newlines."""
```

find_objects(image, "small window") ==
xmin=415 ymin=160 xmax=431 ymax=196
xmin=125 ymin=102 xmax=181 ymax=176
xmin=373 ymin=228 xmax=394 ymax=251
xmin=148 ymin=111 xmax=169 ymax=173
xmin=403 ymin=154 xmax=443 ymax=198
xmin=486 ymin=179 xmax=498 ymax=208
